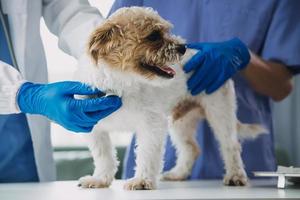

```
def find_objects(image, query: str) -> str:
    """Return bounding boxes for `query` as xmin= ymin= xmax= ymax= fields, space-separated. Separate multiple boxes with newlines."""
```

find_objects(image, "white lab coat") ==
xmin=0 ymin=0 xmax=103 ymax=181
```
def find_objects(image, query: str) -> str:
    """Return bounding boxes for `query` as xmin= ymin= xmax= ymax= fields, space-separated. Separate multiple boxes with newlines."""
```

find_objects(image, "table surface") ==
xmin=0 ymin=179 xmax=299 ymax=200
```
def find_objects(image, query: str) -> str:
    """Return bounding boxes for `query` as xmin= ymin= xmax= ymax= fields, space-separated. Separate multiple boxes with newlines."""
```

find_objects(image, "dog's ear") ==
xmin=88 ymin=22 xmax=122 ymax=64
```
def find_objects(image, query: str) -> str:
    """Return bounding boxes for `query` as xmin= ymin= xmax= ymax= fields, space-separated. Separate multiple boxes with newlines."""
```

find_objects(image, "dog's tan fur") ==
xmin=172 ymin=99 xmax=204 ymax=122
xmin=88 ymin=8 xmax=182 ymax=80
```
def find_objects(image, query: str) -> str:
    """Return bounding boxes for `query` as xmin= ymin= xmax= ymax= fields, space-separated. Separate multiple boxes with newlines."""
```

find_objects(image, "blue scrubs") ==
xmin=109 ymin=0 xmax=300 ymax=179
xmin=0 ymin=5 xmax=39 ymax=182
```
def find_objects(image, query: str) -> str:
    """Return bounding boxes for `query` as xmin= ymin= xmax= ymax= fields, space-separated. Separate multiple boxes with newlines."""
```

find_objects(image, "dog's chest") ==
xmin=95 ymin=101 xmax=150 ymax=132
xmin=94 ymin=87 xmax=174 ymax=132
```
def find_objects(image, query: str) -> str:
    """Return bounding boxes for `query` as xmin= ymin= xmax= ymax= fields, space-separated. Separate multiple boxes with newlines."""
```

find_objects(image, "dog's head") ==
xmin=88 ymin=7 xmax=186 ymax=86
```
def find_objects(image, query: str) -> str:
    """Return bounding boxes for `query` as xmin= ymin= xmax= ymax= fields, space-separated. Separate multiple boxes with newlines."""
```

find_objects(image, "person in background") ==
xmin=109 ymin=0 xmax=300 ymax=180
xmin=0 ymin=0 xmax=121 ymax=182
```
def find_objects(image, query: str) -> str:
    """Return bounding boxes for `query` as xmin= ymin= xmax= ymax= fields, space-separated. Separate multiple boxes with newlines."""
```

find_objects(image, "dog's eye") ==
xmin=146 ymin=30 xmax=161 ymax=42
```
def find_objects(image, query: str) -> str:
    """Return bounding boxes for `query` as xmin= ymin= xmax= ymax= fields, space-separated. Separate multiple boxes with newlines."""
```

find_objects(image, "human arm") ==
xmin=184 ymin=38 xmax=250 ymax=95
xmin=17 ymin=81 xmax=122 ymax=132
xmin=42 ymin=0 xmax=104 ymax=58
xmin=184 ymin=40 xmax=294 ymax=101
xmin=0 ymin=62 xmax=122 ymax=133
xmin=241 ymin=53 xmax=293 ymax=101
xmin=245 ymin=0 xmax=300 ymax=101
xmin=184 ymin=1 xmax=300 ymax=100
xmin=0 ymin=61 xmax=26 ymax=113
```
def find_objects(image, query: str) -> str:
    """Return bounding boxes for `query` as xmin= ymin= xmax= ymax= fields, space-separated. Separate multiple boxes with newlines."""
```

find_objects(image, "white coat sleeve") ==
xmin=42 ymin=0 xmax=104 ymax=59
xmin=0 ymin=61 xmax=26 ymax=114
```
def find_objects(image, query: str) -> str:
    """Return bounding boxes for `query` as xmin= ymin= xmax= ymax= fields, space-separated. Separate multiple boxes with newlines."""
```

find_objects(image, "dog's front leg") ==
xmin=124 ymin=117 xmax=167 ymax=190
xmin=78 ymin=129 xmax=118 ymax=188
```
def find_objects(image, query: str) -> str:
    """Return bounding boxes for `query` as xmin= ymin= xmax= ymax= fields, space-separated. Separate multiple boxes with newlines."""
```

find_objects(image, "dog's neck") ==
xmin=88 ymin=59 xmax=141 ymax=97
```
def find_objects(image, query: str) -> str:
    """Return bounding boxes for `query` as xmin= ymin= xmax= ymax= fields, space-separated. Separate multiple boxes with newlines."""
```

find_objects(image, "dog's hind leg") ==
xmin=162 ymin=100 xmax=204 ymax=181
xmin=78 ymin=129 xmax=118 ymax=188
xmin=201 ymin=83 xmax=247 ymax=186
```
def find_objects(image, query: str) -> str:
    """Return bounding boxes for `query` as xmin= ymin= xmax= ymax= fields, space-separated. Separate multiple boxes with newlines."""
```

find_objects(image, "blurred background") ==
xmin=41 ymin=0 xmax=300 ymax=180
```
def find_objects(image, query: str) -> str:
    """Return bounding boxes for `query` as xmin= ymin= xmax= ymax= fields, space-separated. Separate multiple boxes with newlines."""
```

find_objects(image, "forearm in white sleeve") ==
xmin=0 ymin=61 xmax=26 ymax=114
xmin=42 ymin=0 xmax=104 ymax=59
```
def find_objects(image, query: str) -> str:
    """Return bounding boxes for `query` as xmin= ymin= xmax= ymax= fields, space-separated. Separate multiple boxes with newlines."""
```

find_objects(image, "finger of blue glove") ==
xmin=205 ymin=67 xmax=226 ymax=94
xmin=79 ymin=109 xmax=112 ymax=124
xmin=80 ymin=112 xmax=101 ymax=124
xmin=86 ymin=106 xmax=120 ymax=122
xmin=63 ymin=81 xmax=104 ymax=96
xmin=183 ymin=51 xmax=206 ymax=73
xmin=76 ymin=96 xmax=122 ymax=112
xmin=76 ymin=126 xmax=93 ymax=133
xmin=187 ymin=57 xmax=212 ymax=91
xmin=73 ymin=112 xmax=99 ymax=127
xmin=190 ymin=64 xmax=219 ymax=95
xmin=67 ymin=124 xmax=93 ymax=133
xmin=58 ymin=119 xmax=93 ymax=133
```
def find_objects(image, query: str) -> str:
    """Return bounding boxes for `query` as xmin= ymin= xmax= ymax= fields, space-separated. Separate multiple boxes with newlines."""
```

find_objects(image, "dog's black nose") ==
xmin=176 ymin=44 xmax=186 ymax=55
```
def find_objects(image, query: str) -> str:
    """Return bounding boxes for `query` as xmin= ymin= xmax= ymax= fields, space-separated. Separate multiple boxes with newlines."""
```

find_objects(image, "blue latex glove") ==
xmin=17 ymin=81 xmax=122 ymax=133
xmin=184 ymin=38 xmax=250 ymax=95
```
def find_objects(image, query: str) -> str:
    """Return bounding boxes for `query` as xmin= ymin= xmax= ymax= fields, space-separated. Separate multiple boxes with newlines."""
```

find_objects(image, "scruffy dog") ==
xmin=75 ymin=7 xmax=265 ymax=190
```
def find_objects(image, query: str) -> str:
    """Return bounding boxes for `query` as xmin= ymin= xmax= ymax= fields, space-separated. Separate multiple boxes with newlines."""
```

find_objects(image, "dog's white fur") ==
xmin=74 ymin=50 xmax=264 ymax=190
xmin=74 ymin=7 xmax=266 ymax=190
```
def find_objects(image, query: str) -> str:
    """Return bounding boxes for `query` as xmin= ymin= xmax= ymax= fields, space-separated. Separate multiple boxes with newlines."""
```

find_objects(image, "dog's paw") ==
xmin=161 ymin=171 xmax=188 ymax=181
xmin=78 ymin=175 xmax=112 ymax=188
xmin=223 ymin=170 xmax=248 ymax=186
xmin=123 ymin=178 xmax=156 ymax=190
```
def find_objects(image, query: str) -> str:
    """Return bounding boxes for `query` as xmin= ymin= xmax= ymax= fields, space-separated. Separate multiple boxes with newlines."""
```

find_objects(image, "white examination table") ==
xmin=0 ymin=179 xmax=299 ymax=200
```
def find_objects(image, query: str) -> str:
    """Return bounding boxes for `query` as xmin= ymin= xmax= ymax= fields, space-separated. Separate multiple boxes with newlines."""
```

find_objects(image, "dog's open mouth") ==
xmin=141 ymin=62 xmax=176 ymax=79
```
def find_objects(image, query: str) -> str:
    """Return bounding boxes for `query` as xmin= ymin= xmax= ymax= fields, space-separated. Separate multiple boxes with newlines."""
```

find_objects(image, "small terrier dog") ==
xmin=75 ymin=7 xmax=265 ymax=190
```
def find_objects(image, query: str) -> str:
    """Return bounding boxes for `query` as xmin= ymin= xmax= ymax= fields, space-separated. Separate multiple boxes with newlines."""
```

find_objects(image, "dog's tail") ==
xmin=237 ymin=121 xmax=267 ymax=140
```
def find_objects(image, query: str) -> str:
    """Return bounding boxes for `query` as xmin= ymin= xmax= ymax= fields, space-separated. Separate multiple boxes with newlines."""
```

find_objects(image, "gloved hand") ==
xmin=17 ymin=81 xmax=122 ymax=133
xmin=184 ymin=38 xmax=250 ymax=95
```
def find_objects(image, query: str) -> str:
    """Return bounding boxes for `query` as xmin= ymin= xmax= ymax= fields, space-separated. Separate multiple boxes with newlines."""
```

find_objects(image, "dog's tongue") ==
xmin=161 ymin=66 xmax=176 ymax=76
